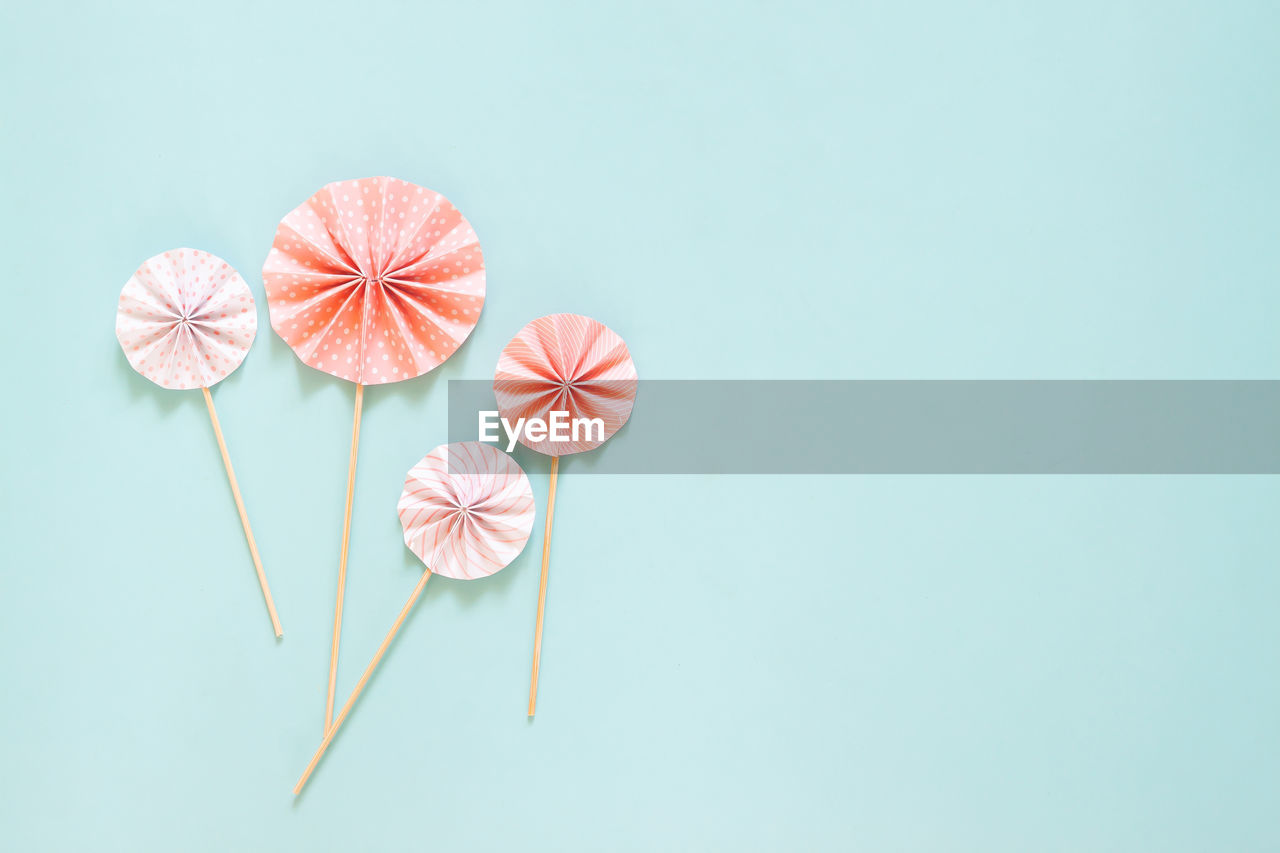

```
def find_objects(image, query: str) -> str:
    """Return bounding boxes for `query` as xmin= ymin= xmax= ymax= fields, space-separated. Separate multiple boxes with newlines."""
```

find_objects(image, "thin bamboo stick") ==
xmin=325 ymin=382 xmax=364 ymax=731
xmin=201 ymin=386 xmax=282 ymax=638
xmin=295 ymin=570 xmax=432 ymax=795
xmin=527 ymin=455 xmax=559 ymax=717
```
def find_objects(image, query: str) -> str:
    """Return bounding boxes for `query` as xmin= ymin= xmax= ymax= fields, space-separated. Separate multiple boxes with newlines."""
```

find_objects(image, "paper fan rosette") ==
xmin=117 ymin=248 xmax=256 ymax=390
xmin=294 ymin=442 xmax=534 ymax=794
xmin=398 ymin=443 xmax=537 ymax=580
xmin=263 ymin=176 xmax=487 ymax=732
xmin=494 ymin=313 xmax=638 ymax=455
xmin=115 ymin=248 xmax=282 ymax=637
xmin=493 ymin=313 xmax=637 ymax=715
xmin=263 ymin=176 xmax=484 ymax=385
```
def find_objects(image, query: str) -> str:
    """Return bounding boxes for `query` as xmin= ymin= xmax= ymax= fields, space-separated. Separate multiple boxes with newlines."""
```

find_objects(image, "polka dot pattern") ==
xmin=115 ymin=248 xmax=257 ymax=390
xmin=493 ymin=314 xmax=638 ymax=456
xmin=262 ymin=176 xmax=485 ymax=385
xmin=397 ymin=442 xmax=535 ymax=580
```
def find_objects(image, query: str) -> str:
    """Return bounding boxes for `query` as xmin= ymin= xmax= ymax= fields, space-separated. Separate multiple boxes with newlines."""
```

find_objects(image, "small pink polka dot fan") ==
xmin=263 ymin=177 xmax=485 ymax=731
xmin=115 ymin=248 xmax=283 ymax=637
xmin=293 ymin=442 xmax=535 ymax=794
xmin=493 ymin=314 xmax=637 ymax=715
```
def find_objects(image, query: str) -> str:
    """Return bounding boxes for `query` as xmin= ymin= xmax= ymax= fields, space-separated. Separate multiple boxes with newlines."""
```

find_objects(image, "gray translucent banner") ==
xmin=447 ymin=381 xmax=1280 ymax=474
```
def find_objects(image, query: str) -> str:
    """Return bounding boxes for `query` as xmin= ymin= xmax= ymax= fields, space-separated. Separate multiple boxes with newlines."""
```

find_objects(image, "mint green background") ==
xmin=2 ymin=1 xmax=1278 ymax=850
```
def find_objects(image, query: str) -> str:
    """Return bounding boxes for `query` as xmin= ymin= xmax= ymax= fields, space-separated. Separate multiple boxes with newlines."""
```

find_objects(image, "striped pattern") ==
xmin=397 ymin=442 xmax=535 ymax=580
xmin=115 ymin=248 xmax=257 ymax=390
xmin=262 ymin=177 xmax=485 ymax=385
xmin=493 ymin=314 xmax=637 ymax=456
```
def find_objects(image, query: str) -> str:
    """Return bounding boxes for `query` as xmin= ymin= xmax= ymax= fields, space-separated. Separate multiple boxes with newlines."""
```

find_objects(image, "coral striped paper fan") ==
xmin=493 ymin=314 xmax=637 ymax=456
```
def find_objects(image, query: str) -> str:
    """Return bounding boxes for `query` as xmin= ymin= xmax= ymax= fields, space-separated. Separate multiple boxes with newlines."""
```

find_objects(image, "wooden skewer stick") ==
xmin=527 ymin=455 xmax=560 ymax=717
xmin=295 ymin=570 xmax=432 ymax=795
xmin=201 ymin=387 xmax=283 ymax=638
xmin=326 ymin=383 xmax=364 ymax=732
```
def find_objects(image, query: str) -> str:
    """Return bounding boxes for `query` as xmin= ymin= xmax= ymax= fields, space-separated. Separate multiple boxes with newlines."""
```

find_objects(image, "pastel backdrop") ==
xmin=1 ymin=1 xmax=1277 ymax=851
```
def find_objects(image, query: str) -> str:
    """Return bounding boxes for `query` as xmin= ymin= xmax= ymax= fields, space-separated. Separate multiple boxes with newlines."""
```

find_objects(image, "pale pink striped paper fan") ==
xmin=262 ymin=177 xmax=484 ymax=385
xmin=397 ymin=442 xmax=535 ymax=580
xmin=493 ymin=314 xmax=637 ymax=456
xmin=116 ymin=249 xmax=257 ymax=390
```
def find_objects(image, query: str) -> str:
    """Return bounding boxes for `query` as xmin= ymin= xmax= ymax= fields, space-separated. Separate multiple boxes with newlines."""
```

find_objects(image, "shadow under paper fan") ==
xmin=398 ymin=521 xmax=531 ymax=611
xmin=115 ymin=340 xmax=196 ymax=418
xmin=265 ymin=303 xmax=481 ymax=420
xmin=264 ymin=328 xmax=337 ymax=401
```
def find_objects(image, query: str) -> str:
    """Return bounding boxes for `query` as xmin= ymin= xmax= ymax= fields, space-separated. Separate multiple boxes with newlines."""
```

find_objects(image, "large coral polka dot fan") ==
xmin=262 ymin=176 xmax=484 ymax=385
xmin=493 ymin=313 xmax=637 ymax=716
xmin=263 ymin=177 xmax=486 ymax=732
xmin=116 ymin=248 xmax=283 ymax=638
xmin=292 ymin=443 xmax=534 ymax=795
